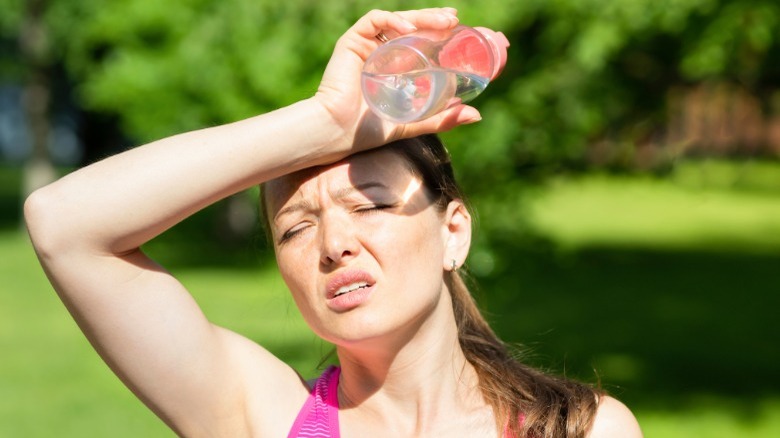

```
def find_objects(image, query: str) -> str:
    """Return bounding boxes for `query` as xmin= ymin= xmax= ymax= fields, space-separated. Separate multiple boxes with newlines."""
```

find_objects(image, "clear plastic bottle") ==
xmin=362 ymin=25 xmax=510 ymax=123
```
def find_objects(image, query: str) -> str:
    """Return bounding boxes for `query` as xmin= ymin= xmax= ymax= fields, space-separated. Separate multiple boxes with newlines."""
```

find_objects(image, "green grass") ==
xmin=2 ymin=159 xmax=779 ymax=437
xmin=526 ymin=160 xmax=780 ymax=252
xmin=639 ymin=397 xmax=780 ymax=438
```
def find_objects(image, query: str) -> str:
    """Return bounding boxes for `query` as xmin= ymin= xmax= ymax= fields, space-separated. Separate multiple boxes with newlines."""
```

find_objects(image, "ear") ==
xmin=441 ymin=200 xmax=472 ymax=271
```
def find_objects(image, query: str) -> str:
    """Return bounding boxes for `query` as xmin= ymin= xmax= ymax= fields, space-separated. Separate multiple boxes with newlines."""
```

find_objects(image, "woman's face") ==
xmin=265 ymin=148 xmax=464 ymax=346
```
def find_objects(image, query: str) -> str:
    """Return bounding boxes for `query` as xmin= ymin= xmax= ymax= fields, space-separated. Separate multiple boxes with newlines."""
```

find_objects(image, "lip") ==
xmin=325 ymin=269 xmax=376 ymax=312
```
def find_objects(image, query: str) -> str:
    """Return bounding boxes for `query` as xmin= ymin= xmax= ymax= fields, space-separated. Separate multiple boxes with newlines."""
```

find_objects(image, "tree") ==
xmin=1 ymin=0 xmax=57 ymax=203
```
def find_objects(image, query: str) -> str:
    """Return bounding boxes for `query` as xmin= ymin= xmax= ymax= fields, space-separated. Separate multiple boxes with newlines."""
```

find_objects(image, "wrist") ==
xmin=303 ymin=96 xmax=355 ymax=165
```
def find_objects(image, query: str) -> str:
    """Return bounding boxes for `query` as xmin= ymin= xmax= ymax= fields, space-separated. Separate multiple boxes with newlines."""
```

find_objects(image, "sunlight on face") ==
xmin=401 ymin=177 xmax=422 ymax=203
xmin=265 ymin=149 xmax=435 ymax=246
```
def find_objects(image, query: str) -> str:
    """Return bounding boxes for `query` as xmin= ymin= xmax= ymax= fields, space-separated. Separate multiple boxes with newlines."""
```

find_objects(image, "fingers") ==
xmin=335 ymin=8 xmax=461 ymax=72
xmin=350 ymin=8 xmax=459 ymax=43
xmin=392 ymin=8 xmax=460 ymax=32
xmin=349 ymin=9 xmax=418 ymax=42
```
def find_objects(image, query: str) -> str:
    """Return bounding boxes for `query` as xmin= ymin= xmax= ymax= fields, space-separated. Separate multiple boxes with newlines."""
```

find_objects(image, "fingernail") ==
xmin=464 ymin=115 xmax=482 ymax=124
xmin=402 ymin=19 xmax=417 ymax=31
xmin=462 ymin=107 xmax=481 ymax=122
xmin=438 ymin=13 xmax=458 ymax=24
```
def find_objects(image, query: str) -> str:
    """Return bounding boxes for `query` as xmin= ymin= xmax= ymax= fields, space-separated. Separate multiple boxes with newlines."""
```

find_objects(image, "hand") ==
xmin=314 ymin=8 xmax=483 ymax=152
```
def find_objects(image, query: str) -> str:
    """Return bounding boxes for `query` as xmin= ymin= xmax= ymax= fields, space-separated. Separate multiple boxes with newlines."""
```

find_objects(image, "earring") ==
xmin=451 ymin=259 xmax=458 ymax=271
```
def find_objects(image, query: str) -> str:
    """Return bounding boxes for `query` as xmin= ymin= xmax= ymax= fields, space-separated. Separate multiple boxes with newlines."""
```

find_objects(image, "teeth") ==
xmin=335 ymin=282 xmax=368 ymax=297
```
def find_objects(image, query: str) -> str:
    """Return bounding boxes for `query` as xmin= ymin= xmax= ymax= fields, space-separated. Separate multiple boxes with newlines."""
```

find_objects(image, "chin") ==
xmin=324 ymin=312 xmax=434 ymax=353
xmin=318 ymin=316 xmax=389 ymax=346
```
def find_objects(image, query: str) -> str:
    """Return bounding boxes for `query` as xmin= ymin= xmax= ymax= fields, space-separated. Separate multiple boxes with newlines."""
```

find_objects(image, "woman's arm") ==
xmin=25 ymin=90 xmax=345 ymax=438
xmin=24 ymin=8 xmax=474 ymax=436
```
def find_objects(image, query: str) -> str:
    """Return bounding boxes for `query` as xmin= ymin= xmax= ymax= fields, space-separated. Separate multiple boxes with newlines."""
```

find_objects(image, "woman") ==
xmin=25 ymin=8 xmax=642 ymax=438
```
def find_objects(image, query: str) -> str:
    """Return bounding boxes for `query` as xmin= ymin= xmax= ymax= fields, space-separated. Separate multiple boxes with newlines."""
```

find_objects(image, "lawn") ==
xmin=1 ymin=159 xmax=778 ymax=437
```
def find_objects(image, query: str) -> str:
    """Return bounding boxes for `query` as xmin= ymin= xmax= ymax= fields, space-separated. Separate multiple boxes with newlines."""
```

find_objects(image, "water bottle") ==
xmin=361 ymin=25 xmax=510 ymax=123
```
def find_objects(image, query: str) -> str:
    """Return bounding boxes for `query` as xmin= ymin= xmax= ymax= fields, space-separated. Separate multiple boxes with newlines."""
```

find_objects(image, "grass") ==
xmin=2 ymin=158 xmax=779 ymax=437
xmin=526 ymin=160 xmax=780 ymax=252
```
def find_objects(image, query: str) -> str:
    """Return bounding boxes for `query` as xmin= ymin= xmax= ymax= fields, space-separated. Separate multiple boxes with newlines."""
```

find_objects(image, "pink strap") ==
xmin=287 ymin=366 xmax=341 ymax=438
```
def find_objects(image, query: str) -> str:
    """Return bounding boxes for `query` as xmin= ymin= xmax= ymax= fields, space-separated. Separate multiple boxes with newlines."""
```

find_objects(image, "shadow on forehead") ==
xmin=263 ymin=146 xmax=434 ymax=218
xmin=263 ymin=165 xmax=322 ymax=216
xmin=259 ymin=134 xmax=460 ymax=245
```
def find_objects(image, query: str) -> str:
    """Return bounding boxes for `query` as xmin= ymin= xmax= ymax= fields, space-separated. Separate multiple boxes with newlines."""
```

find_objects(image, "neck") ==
xmin=334 ymin=291 xmax=488 ymax=434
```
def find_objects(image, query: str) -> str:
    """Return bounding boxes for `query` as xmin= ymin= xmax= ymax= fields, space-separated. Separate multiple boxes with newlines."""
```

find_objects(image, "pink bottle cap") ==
xmin=474 ymin=27 xmax=510 ymax=80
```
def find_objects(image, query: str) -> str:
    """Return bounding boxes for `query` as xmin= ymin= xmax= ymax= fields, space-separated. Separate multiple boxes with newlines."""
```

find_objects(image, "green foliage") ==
xmin=50 ymin=0 xmax=342 ymax=139
xmin=681 ymin=1 xmax=779 ymax=81
xmin=5 ymin=0 xmax=774 ymax=166
xmin=0 ymin=0 xmax=22 ymax=36
xmin=0 ymin=0 xmax=23 ymax=79
xmin=1 ymin=0 xmax=776 ymax=145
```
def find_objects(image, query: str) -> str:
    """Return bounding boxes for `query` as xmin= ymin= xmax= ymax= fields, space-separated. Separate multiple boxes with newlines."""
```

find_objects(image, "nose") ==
xmin=319 ymin=211 xmax=360 ymax=266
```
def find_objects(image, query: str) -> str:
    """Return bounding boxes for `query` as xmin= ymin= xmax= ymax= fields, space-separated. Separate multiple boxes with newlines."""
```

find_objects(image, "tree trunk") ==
xmin=20 ymin=0 xmax=56 ymax=210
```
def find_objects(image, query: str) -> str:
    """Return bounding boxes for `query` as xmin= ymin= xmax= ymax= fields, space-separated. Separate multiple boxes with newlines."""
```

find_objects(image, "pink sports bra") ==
xmin=287 ymin=366 xmax=341 ymax=438
xmin=287 ymin=366 xmax=520 ymax=438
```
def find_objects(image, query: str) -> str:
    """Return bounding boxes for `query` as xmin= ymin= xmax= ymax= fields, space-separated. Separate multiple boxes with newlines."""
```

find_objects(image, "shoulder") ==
xmin=215 ymin=328 xmax=312 ymax=436
xmin=587 ymin=395 xmax=643 ymax=438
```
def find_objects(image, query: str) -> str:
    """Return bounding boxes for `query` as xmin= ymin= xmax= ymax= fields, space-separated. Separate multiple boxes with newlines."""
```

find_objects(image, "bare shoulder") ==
xmin=587 ymin=395 xmax=643 ymax=438
xmin=219 ymin=327 xmax=312 ymax=435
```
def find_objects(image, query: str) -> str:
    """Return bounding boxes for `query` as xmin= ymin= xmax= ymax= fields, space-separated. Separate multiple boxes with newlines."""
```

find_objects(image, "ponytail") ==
xmin=449 ymin=272 xmax=600 ymax=437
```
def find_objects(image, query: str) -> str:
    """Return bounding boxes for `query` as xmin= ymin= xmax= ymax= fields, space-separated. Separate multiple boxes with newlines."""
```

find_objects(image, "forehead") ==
xmin=264 ymin=148 xmax=415 ymax=214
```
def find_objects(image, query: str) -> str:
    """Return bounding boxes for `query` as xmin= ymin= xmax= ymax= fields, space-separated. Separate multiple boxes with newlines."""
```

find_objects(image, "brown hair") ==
xmin=260 ymin=134 xmax=601 ymax=437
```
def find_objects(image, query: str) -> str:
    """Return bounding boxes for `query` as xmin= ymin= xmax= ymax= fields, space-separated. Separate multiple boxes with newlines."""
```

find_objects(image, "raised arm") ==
xmin=24 ymin=8 xmax=475 ymax=437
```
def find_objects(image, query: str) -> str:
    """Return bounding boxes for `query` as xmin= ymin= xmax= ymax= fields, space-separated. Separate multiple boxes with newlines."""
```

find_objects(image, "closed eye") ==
xmin=354 ymin=204 xmax=393 ymax=214
xmin=279 ymin=223 xmax=311 ymax=244
xmin=279 ymin=204 xmax=394 ymax=243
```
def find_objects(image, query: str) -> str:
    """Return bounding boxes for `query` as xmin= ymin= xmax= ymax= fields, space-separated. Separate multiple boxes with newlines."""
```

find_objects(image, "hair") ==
xmin=260 ymin=134 xmax=601 ymax=438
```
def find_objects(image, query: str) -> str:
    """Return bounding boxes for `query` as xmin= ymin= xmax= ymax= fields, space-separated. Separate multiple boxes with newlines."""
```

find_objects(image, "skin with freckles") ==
xmin=266 ymin=148 xmax=460 ymax=351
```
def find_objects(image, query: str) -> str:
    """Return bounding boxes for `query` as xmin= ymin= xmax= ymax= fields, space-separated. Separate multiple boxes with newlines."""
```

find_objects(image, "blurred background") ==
xmin=1 ymin=0 xmax=779 ymax=436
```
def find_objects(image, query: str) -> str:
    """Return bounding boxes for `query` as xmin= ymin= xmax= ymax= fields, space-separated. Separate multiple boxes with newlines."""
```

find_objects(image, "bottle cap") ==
xmin=474 ymin=27 xmax=510 ymax=80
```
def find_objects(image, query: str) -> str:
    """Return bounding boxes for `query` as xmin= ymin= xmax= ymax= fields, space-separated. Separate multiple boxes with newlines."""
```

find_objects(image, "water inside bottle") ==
xmin=362 ymin=69 xmax=489 ymax=123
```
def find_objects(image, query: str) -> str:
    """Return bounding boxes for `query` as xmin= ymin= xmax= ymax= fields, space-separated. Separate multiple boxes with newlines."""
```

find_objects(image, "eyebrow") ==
xmin=332 ymin=181 xmax=390 ymax=200
xmin=273 ymin=181 xmax=390 ymax=223
xmin=274 ymin=199 xmax=314 ymax=223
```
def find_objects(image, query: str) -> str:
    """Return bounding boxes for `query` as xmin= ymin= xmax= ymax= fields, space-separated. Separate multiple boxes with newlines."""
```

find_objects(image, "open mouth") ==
xmin=325 ymin=271 xmax=375 ymax=312
xmin=333 ymin=282 xmax=370 ymax=298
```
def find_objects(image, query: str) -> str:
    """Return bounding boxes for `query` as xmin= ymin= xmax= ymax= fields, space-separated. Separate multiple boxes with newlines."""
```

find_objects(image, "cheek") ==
xmin=367 ymin=213 xmax=445 ymax=270
xmin=276 ymin=247 xmax=317 ymax=308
